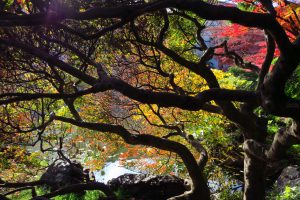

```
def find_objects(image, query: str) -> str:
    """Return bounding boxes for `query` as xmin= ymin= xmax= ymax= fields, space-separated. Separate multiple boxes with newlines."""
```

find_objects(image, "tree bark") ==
xmin=243 ymin=153 xmax=266 ymax=200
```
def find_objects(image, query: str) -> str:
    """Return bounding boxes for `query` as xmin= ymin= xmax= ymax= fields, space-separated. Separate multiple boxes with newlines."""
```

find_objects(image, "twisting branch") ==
xmin=139 ymin=104 xmax=209 ymax=172
xmin=0 ymin=0 xmax=291 ymax=51
xmin=34 ymin=182 xmax=115 ymax=199
xmin=4 ymin=186 xmax=36 ymax=197
xmin=180 ymin=132 xmax=208 ymax=172
xmin=257 ymin=31 xmax=275 ymax=90
xmin=260 ymin=37 xmax=300 ymax=118
xmin=243 ymin=120 xmax=300 ymax=162
xmin=0 ymin=180 xmax=52 ymax=188
xmin=0 ymin=38 xmax=97 ymax=85
xmin=0 ymin=88 xmax=96 ymax=105
xmin=54 ymin=115 xmax=210 ymax=199
xmin=213 ymin=41 xmax=260 ymax=73
xmin=158 ymin=9 xmax=170 ymax=44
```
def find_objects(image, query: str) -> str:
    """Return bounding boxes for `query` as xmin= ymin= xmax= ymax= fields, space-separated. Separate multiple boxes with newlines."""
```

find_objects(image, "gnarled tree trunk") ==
xmin=244 ymin=154 xmax=266 ymax=200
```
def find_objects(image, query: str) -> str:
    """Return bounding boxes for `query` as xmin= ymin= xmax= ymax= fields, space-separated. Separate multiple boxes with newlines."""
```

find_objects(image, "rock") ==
xmin=108 ymin=174 xmax=188 ymax=200
xmin=40 ymin=159 xmax=85 ymax=191
xmin=276 ymin=165 xmax=300 ymax=192
xmin=211 ymin=193 xmax=220 ymax=200
xmin=40 ymin=161 xmax=188 ymax=199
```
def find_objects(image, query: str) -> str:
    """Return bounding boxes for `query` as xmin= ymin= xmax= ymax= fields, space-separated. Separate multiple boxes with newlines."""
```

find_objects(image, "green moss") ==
xmin=8 ymin=188 xmax=105 ymax=200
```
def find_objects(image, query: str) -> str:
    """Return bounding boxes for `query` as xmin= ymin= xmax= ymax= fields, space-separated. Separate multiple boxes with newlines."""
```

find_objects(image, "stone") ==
xmin=108 ymin=174 xmax=188 ymax=200
xmin=276 ymin=165 xmax=300 ymax=192
xmin=40 ymin=159 xmax=86 ymax=191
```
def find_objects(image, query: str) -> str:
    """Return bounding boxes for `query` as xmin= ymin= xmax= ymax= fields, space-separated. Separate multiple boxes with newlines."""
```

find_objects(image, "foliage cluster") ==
xmin=0 ymin=0 xmax=300 ymax=200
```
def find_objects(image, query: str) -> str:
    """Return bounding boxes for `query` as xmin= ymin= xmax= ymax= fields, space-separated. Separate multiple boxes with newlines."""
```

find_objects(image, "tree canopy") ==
xmin=0 ymin=0 xmax=300 ymax=200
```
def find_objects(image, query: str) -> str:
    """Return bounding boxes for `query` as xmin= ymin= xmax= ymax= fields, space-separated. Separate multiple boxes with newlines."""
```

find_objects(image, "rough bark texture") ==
xmin=243 ymin=154 xmax=266 ymax=200
xmin=267 ymin=120 xmax=300 ymax=160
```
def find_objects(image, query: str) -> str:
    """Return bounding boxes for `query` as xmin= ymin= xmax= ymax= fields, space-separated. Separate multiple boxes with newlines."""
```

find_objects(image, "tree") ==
xmin=0 ymin=0 xmax=300 ymax=200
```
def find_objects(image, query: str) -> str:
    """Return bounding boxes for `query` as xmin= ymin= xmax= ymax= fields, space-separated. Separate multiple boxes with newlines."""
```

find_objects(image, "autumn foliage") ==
xmin=0 ymin=0 xmax=300 ymax=200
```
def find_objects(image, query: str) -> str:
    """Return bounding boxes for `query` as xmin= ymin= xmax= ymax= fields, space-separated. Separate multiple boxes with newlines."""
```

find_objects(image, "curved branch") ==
xmin=54 ymin=115 xmax=210 ymax=199
xmin=0 ymin=0 xmax=291 ymax=54
xmin=0 ymin=180 xmax=50 ymax=188
xmin=0 ymin=88 xmax=96 ymax=105
xmin=261 ymin=37 xmax=300 ymax=118
xmin=35 ymin=182 xmax=115 ymax=199
xmin=267 ymin=120 xmax=300 ymax=160
xmin=243 ymin=120 xmax=300 ymax=162
xmin=0 ymin=38 xmax=96 ymax=85
xmin=93 ymin=76 xmax=257 ymax=111
xmin=183 ymin=134 xmax=208 ymax=172
xmin=4 ymin=186 xmax=36 ymax=197
xmin=258 ymin=31 xmax=275 ymax=89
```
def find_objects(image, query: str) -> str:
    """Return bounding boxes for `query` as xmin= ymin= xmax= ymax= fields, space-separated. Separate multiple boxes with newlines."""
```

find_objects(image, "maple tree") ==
xmin=0 ymin=0 xmax=300 ymax=200
xmin=207 ymin=0 xmax=299 ymax=70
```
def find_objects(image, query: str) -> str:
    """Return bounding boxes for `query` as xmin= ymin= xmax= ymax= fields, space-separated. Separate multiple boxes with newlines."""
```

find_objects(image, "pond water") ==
xmin=95 ymin=161 xmax=140 ymax=183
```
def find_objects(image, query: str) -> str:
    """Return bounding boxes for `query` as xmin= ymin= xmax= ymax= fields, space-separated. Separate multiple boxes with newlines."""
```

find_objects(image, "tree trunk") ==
xmin=244 ymin=153 xmax=266 ymax=200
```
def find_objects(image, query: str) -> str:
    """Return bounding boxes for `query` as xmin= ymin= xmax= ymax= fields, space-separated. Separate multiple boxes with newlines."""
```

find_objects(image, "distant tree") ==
xmin=0 ymin=0 xmax=300 ymax=200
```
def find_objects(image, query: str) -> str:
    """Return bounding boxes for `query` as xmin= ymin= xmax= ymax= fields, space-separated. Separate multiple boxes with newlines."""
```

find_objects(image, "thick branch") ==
xmin=94 ymin=76 xmax=257 ymax=111
xmin=0 ymin=180 xmax=50 ymax=188
xmin=0 ymin=89 xmax=95 ymax=105
xmin=261 ymin=38 xmax=300 ymax=118
xmin=243 ymin=120 xmax=300 ymax=162
xmin=0 ymin=0 xmax=291 ymax=54
xmin=267 ymin=120 xmax=300 ymax=160
xmin=35 ymin=182 xmax=115 ymax=199
xmin=0 ymin=38 xmax=96 ymax=85
xmin=54 ymin=116 xmax=210 ymax=199
xmin=4 ymin=186 xmax=36 ymax=197
xmin=258 ymin=32 xmax=275 ymax=89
